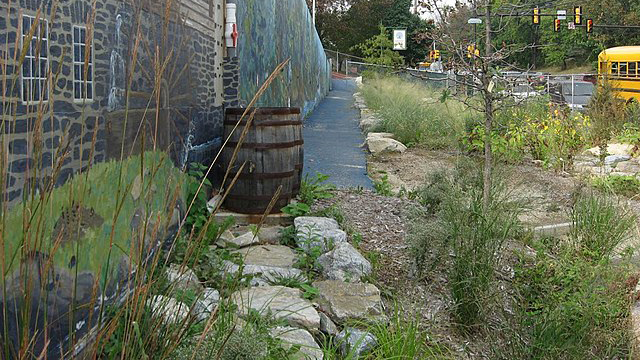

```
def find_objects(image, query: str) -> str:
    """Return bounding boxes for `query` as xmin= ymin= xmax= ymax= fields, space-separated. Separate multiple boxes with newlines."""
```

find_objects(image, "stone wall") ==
xmin=0 ymin=0 xmax=225 ymax=206
xmin=236 ymin=0 xmax=332 ymax=117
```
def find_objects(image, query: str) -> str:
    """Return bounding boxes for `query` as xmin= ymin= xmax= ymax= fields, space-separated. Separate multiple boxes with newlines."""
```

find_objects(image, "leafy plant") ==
xmin=300 ymin=172 xmax=335 ymax=206
xmin=184 ymin=162 xmax=214 ymax=234
xmin=353 ymin=25 xmax=404 ymax=67
xmin=300 ymin=284 xmax=319 ymax=300
xmin=374 ymin=174 xmax=393 ymax=196
xmin=281 ymin=202 xmax=311 ymax=217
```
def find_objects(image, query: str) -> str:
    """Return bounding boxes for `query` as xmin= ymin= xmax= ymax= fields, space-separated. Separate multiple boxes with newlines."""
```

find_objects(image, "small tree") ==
xmin=353 ymin=25 xmax=405 ymax=66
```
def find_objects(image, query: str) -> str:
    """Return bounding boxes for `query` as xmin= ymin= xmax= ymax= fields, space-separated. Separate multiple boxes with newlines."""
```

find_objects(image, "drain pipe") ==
xmin=225 ymin=1 xmax=238 ymax=57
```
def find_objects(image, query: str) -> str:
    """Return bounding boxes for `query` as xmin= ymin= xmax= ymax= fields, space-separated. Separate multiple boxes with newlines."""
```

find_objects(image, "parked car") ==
xmin=548 ymin=80 xmax=595 ymax=111
xmin=500 ymin=83 xmax=540 ymax=100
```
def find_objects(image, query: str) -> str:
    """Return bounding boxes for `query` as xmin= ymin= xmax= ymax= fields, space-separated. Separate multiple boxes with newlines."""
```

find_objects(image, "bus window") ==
xmin=612 ymin=62 xmax=619 ymax=75
xmin=600 ymin=61 xmax=608 ymax=74
xmin=620 ymin=62 xmax=628 ymax=76
xmin=630 ymin=62 xmax=637 ymax=77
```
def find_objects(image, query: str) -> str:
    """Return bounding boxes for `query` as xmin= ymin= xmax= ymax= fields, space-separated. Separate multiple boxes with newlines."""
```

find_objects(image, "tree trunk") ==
xmin=482 ymin=0 xmax=493 ymax=210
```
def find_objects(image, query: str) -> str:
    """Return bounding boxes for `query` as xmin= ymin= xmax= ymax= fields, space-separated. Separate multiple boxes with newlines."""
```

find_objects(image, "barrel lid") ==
xmin=225 ymin=107 xmax=301 ymax=116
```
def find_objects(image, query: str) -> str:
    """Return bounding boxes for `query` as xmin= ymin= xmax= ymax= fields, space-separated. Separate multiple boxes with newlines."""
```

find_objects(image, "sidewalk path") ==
xmin=303 ymin=78 xmax=372 ymax=189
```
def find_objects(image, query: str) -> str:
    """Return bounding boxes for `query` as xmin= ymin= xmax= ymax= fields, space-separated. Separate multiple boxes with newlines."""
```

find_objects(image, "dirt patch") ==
xmin=368 ymin=148 xmax=584 ymax=228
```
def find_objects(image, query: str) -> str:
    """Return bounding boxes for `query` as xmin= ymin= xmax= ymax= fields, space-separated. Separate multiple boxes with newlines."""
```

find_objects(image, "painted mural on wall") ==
xmin=236 ymin=0 xmax=332 ymax=117
xmin=0 ymin=0 xmax=225 ymax=207
xmin=0 ymin=0 xmax=223 ymax=357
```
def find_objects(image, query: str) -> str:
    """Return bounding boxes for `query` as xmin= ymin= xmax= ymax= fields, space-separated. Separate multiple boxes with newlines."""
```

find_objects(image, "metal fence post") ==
xmin=345 ymin=59 xmax=349 ymax=76
xmin=571 ymin=75 xmax=575 ymax=109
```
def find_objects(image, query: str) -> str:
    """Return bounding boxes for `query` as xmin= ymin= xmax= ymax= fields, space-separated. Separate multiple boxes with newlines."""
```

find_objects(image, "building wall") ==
xmin=236 ymin=0 xmax=331 ymax=117
xmin=0 ymin=0 xmax=225 ymax=206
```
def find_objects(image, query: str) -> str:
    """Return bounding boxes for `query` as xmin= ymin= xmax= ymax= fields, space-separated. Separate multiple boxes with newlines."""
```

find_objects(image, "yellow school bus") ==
xmin=598 ymin=46 xmax=640 ymax=101
xmin=417 ymin=62 xmax=431 ymax=71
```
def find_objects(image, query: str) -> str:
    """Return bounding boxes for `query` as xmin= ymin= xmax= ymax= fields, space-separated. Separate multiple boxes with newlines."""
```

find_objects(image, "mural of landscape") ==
xmin=236 ymin=0 xmax=332 ymax=117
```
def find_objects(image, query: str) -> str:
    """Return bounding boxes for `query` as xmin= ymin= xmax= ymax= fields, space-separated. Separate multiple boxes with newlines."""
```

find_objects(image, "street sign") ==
xmin=568 ymin=22 xmax=576 ymax=30
xmin=393 ymin=29 xmax=407 ymax=50
xmin=557 ymin=10 xmax=567 ymax=20
xmin=468 ymin=18 xmax=482 ymax=25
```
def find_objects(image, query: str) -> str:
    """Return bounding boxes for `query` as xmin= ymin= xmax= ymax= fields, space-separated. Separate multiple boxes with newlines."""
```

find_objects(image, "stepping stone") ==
xmin=295 ymin=217 xmax=347 ymax=254
xmin=256 ymin=225 xmax=285 ymax=245
xmin=316 ymin=242 xmax=372 ymax=282
xmin=313 ymin=280 xmax=386 ymax=324
xmin=223 ymin=245 xmax=305 ymax=286
xmin=270 ymin=326 xmax=324 ymax=359
xmin=224 ymin=231 xmax=260 ymax=248
xmin=231 ymin=286 xmax=320 ymax=331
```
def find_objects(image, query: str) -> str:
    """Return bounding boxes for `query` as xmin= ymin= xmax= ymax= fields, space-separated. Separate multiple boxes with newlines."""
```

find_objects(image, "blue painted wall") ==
xmin=236 ymin=0 xmax=331 ymax=117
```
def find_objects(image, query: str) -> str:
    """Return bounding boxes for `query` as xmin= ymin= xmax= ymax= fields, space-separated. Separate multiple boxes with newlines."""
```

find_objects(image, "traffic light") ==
xmin=533 ymin=7 xmax=540 ymax=25
xmin=586 ymin=19 xmax=593 ymax=33
xmin=574 ymin=6 xmax=582 ymax=25
xmin=434 ymin=50 xmax=440 ymax=59
xmin=429 ymin=50 xmax=434 ymax=60
xmin=554 ymin=18 xmax=561 ymax=32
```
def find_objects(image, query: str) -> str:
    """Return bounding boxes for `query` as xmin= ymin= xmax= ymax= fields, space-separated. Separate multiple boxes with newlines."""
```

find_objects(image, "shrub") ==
xmin=591 ymin=174 xmax=640 ymax=198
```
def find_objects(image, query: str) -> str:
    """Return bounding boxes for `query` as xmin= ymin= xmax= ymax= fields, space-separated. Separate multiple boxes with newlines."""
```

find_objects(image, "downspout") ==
xmin=225 ymin=0 xmax=238 ymax=58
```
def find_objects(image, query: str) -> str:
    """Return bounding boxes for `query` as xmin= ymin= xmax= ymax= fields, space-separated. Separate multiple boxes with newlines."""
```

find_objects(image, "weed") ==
xmin=278 ymin=225 xmax=297 ymax=247
xmin=300 ymin=172 xmax=335 ymax=206
xmin=374 ymin=174 xmax=393 ymax=196
xmin=281 ymin=202 xmax=311 ymax=217
xmin=591 ymin=174 xmax=640 ymax=198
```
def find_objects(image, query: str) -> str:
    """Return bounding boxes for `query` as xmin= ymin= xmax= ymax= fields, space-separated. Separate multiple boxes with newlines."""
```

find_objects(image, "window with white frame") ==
xmin=21 ymin=15 xmax=49 ymax=103
xmin=73 ymin=26 xmax=93 ymax=101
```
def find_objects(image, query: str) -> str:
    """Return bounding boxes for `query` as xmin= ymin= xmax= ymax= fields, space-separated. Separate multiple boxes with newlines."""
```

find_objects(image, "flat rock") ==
xmin=295 ymin=217 xmax=346 ymax=254
xmin=319 ymin=312 xmax=339 ymax=335
xmin=147 ymin=295 xmax=190 ymax=324
xmin=336 ymin=327 xmax=378 ymax=357
xmin=224 ymin=245 xmax=304 ymax=286
xmin=225 ymin=231 xmax=260 ymax=248
xmin=615 ymin=160 xmax=640 ymax=173
xmin=166 ymin=264 xmax=202 ymax=293
xmin=605 ymin=154 xmax=631 ymax=166
xmin=585 ymin=143 xmax=635 ymax=157
xmin=366 ymin=135 xmax=407 ymax=155
xmin=360 ymin=115 xmax=382 ymax=132
xmin=313 ymin=280 xmax=385 ymax=324
xmin=270 ymin=326 xmax=324 ymax=360
xmin=257 ymin=226 xmax=284 ymax=245
xmin=231 ymin=286 xmax=320 ymax=330
xmin=235 ymin=245 xmax=298 ymax=268
xmin=316 ymin=242 xmax=372 ymax=282
xmin=193 ymin=288 xmax=220 ymax=321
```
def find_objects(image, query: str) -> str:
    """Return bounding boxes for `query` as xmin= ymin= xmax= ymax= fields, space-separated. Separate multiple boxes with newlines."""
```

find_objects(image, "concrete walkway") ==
xmin=303 ymin=78 xmax=372 ymax=189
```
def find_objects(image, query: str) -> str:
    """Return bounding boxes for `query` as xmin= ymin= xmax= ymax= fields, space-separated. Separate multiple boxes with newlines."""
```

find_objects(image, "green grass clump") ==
xmin=360 ymin=76 xmax=469 ymax=149
xmin=591 ymin=174 xmax=640 ymax=198
xmin=409 ymin=161 xmax=522 ymax=328
xmin=570 ymin=191 xmax=636 ymax=261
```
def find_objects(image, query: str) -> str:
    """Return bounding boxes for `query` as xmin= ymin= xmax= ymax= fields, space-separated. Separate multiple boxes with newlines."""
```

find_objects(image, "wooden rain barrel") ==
xmin=222 ymin=107 xmax=304 ymax=214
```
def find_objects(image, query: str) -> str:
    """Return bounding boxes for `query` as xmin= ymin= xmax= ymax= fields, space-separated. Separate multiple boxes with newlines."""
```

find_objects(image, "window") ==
xmin=611 ymin=62 xmax=619 ymax=75
xmin=73 ymin=26 xmax=93 ymax=101
xmin=600 ymin=61 xmax=609 ymax=74
xmin=21 ymin=15 xmax=48 ymax=103
xmin=630 ymin=62 xmax=637 ymax=77
xmin=620 ymin=62 xmax=628 ymax=75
